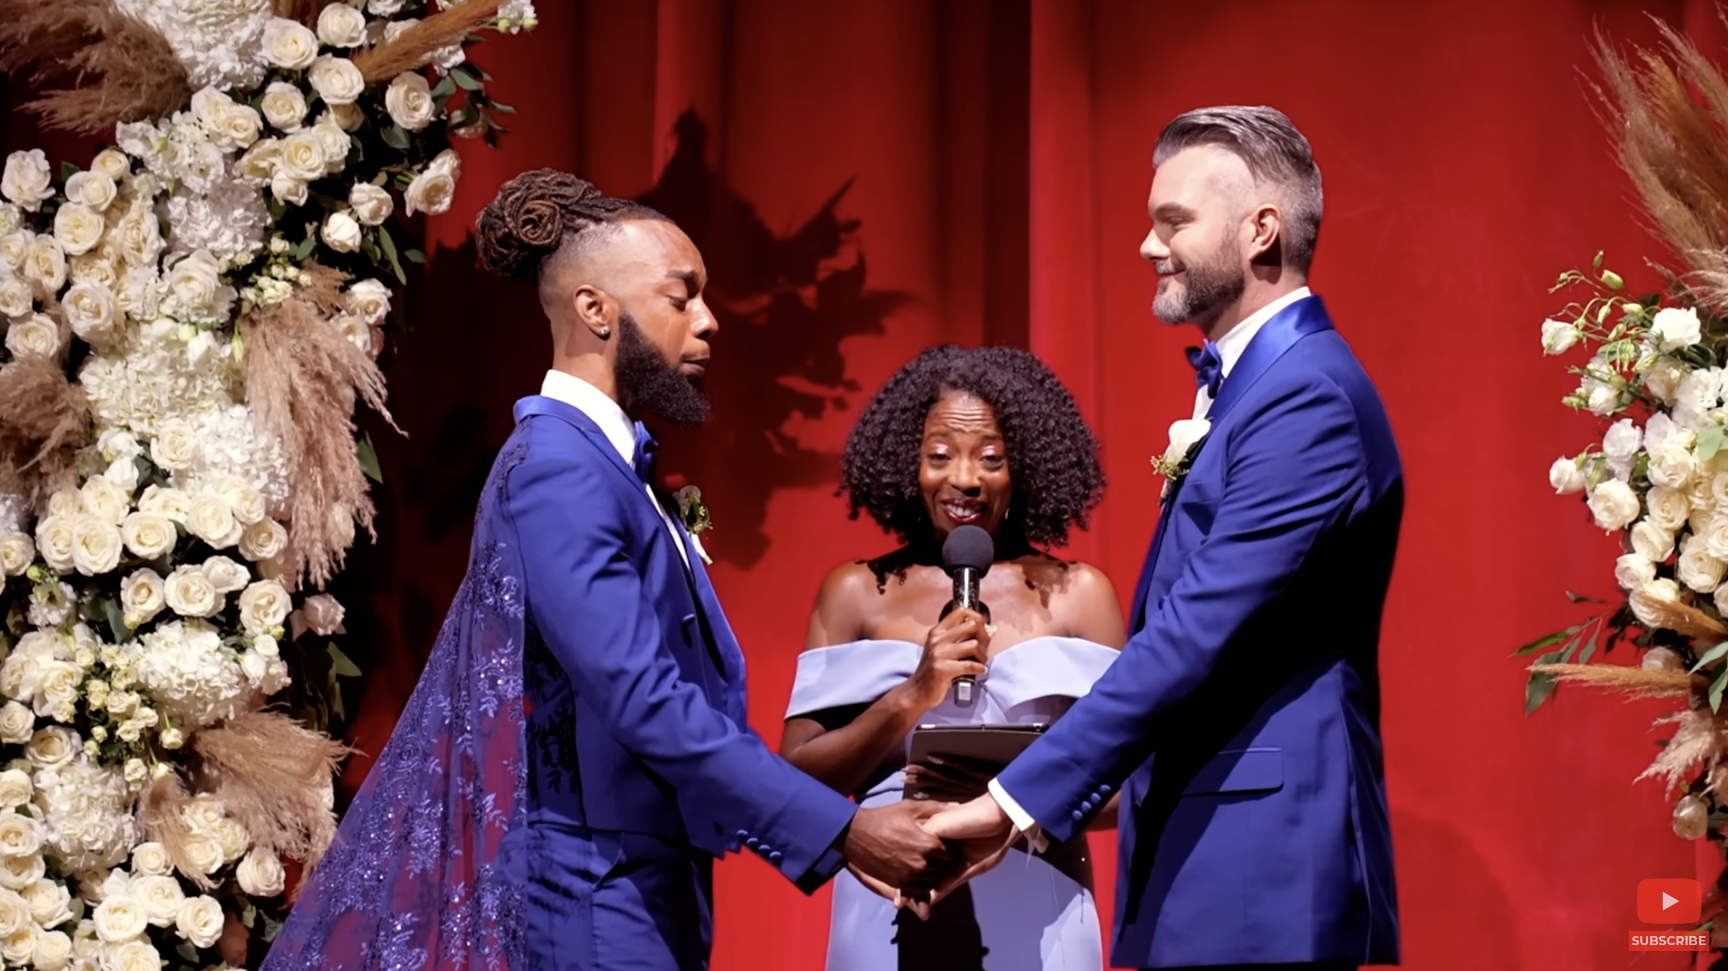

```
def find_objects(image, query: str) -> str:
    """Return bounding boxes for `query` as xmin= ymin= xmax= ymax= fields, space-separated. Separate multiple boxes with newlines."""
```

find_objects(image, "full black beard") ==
xmin=615 ymin=312 xmax=710 ymax=429
xmin=1153 ymin=236 xmax=1246 ymax=325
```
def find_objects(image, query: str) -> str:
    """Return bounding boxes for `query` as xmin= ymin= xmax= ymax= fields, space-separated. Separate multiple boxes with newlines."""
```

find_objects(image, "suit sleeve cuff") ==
xmin=988 ymin=778 xmax=1049 ymax=853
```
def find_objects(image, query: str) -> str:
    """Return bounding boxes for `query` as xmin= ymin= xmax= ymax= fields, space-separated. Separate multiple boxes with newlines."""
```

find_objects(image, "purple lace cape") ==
xmin=262 ymin=438 xmax=531 ymax=971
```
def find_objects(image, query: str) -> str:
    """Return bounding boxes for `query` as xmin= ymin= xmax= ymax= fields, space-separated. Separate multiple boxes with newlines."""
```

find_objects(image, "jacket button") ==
xmin=769 ymin=851 xmax=784 ymax=865
xmin=735 ymin=830 xmax=749 ymax=841
xmin=1099 ymin=784 xmax=1112 ymax=795
xmin=745 ymin=838 xmax=760 ymax=850
xmin=1070 ymin=809 xmax=1084 ymax=822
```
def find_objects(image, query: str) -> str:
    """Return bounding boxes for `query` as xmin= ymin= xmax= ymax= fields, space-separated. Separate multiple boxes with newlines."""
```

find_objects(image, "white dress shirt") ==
xmin=539 ymin=370 xmax=690 ymax=569
xmin=986 ymin=287 xmax=1314 ymax=842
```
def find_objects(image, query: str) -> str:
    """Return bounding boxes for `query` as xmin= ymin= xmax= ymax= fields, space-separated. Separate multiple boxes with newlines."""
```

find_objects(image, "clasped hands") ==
xmin=841 ymin=758 xmax=1020 ymax=919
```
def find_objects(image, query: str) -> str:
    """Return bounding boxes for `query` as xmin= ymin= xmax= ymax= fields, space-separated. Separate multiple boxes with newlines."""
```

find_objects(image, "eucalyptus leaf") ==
xmin=382 ymin=125 xmax=412 ymax=152
xmin=357 ymin=433 xmax=383 ymax=484
xmin=1702 ymin=426 xmax=1728 ymax=464
xmin=1526 ymin=650 xmax=1564 ymax=715
xmin=328 ymin=642 xmax=362 ymax=678
xmin=404 ymin=248 xmax=426 ymax=264
xmin=175 ymin=942 xmax=200 ymax=963
xmin=262 ymin=912 xmax=285 ymax=944
xmin=102 ymin=598 xmax=132 ymax=645
xmin=1564 ymin=591 xmax=1605 ymax=603
xmin=1694 ymin=641 xmax=1728 ymax=673
xmin=58 ymin=161 xmax=78 ymax=183
xmin=431 ymin=75 xmax=458 ymax=100
xmin=1579 ymin=629 xmax=1601 ymax=666
xmin=1711 ymin=667 xmax=1728 ymax=713
xmin=1513 ymin=629 xmax=1573 ymax=657
xmin=379 ymin=225 xmax=406 ymax=284
xmin=452 ymin=65 xmax=484 ymax=91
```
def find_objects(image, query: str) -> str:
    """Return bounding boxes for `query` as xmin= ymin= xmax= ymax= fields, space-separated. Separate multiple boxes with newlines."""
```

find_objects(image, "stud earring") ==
xmin=599 ymin=326 xmax=611 ymax=338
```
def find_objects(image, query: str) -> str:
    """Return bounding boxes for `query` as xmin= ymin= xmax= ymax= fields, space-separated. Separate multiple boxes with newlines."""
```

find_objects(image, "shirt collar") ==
xmin=540 ymin=370 xmax=635 ymax=465
xmin=1212 ymin=286 xmax=1312 ymax=377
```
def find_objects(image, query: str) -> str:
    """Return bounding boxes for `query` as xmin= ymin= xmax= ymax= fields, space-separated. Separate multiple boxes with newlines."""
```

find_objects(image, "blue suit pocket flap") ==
xmin=1180 ymin=747 xmax=1282 ymax=796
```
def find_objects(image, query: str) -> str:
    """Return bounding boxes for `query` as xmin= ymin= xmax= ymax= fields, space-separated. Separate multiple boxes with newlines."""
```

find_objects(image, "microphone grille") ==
xmin=941 ymin=525 xmax=995 ymax=574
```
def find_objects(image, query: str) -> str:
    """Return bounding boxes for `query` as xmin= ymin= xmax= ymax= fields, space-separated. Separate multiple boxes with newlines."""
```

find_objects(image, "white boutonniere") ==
xmin=673 ymin=485 xmax=714 ymax=565
xmin=1150 ymin=418 xmax=1211 ymax=496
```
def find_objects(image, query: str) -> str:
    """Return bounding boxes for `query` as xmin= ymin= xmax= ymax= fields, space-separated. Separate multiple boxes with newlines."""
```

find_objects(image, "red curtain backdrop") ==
xmin=11 ymin=1 xmax=1728 ymax=968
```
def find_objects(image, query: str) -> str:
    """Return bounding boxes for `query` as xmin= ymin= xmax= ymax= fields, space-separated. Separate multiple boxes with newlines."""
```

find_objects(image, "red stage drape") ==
xmin=10 ymin=1 xmax=1728 ymax=968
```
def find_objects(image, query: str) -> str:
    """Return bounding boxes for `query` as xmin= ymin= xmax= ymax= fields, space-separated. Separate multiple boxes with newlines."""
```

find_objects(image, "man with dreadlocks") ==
xmin=263 ymin=170 xmax=951 ymax=971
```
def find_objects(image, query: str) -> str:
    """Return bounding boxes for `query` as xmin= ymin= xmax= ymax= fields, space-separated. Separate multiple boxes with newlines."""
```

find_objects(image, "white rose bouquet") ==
xmin=0 ymin=0 xmax=535 ymax=967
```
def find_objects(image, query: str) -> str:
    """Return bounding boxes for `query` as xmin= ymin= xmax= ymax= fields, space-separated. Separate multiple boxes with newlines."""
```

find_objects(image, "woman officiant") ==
xmin=780 ymin=346 xmax=1124 ymax=971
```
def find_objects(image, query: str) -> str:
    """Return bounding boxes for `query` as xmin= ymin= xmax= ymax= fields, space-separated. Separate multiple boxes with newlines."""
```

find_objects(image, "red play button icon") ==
xmin=1638 ymin=879 xmax=1701 ymax=924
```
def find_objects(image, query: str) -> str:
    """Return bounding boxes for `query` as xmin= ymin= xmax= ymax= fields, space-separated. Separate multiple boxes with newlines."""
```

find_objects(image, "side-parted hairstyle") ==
xmin=475 ymin=168 xmax=669 ymax=283
xmin=1153 ymin=105 xmax=1323 ymax=274
xmin=840 ymin=345 xmax=1104 ymax=548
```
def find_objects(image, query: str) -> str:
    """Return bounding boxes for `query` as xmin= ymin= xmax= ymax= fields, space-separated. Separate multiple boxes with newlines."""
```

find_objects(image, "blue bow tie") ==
xmin=631 ymin=422 xmax=658 ymax=484
xmin=1186 ymin=341 xmax=1223 ymax=398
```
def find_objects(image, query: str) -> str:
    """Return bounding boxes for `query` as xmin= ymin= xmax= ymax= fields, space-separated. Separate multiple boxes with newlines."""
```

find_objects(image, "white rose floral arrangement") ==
xmin=0 ymin=1 xmax=535 ymax=968
xmin=1523 ymin=25 xmax=1728 ymax=936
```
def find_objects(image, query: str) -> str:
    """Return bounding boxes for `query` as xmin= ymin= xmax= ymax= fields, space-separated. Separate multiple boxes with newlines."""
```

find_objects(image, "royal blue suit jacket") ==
xmin=996 ymin=297 xmax=1402 ymax=968
xmin=505 ymin=395 xmax=855 ymax=890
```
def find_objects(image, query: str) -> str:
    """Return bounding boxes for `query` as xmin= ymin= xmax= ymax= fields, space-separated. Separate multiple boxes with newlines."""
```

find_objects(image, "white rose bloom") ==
xmin=0 ymin=151 xmax=50 ymax=211
xmin=1587 ymin=479 xmax=1641 ymax=532
xmin=321 ymin=210 xmax=363 ymax=254
xmin=130 ymin=876 xmax=181 ymax=929
xmin=385 ymin=72 xmax=436 ymax=132
xmin=0 ymin=887 xmax=26 ymax=937
xmin=260 ymin=83 xmax=309 ymax=135
xmin=22 ymin=235 xmax=66 ymax=294
xmin=25 ymin=581 xmax=72 ymax=628
xmin=1646 ymin=356 xmax=1684 ymax=405
xmin=1648 ymin=439 xmax=1700 ymax=490
xmin=0 ymin=816 xmax=42 ymax=859
xmin=299 ymin=593 xmax=347 ymax=636
xmin=1680 ymin=535 xmax=1728 ymax=593
xmin=1602 ymin=418 xmax=1642 ymax=479
xmin=211 ymin=817 xmax=248 ymax=863
xmin=0 ymin=858 xmax=41 ymax=893
xmin=0 ymin=923 xmax=35 ymax=965
xmin=312 ymin=117 xmax=351 ymax=175
xmin=238 ymin=518 xmax=288 ymax=563
xmin=164 ymin=566 xmax=220 ymax=619
xmin=23 ymin=878 xmax=71 ymax=929
xmin=119 ymin=514 xmax=175 ymax=561
xmin=308 ymin=55 xmax=365 ymax=106
xmin=109 ymin=200 xmax=163 ymax=270
xmin=0 ymin=204 xmax=18 ymax=235
xmin=33 ymin=515 xmax=75 ymax=574
xmin=137 ymin=486 xmax=192 ymax=524
xmin=261 ymin=18 xmax=319 ymax=70
xmin=369 ymin=0 xmax=406 ymax=13
xmin=4 ymin=314 xmax=59 ymax=359
xmin=104 ymin=940 xmax=162 ymax=971
xmin=49 ymin=488 xmax=81 ymax=517
xmin=345 ymin=278 xmax=392 ymax=326
xmin=91 ymin=150 xmax=129 ymax=183
xmin=318 ymin=2 xmax=367 ymax=46
xmin=23 ymin=728 xmax=75 ymax=771
xmin=79 ymin=476 xmax=128 ymax=529
xmin=217 ymin=103 xmax=263 ymax=152
xmin=1652 ymin=306 xmax=1703 ymax=351
xmin=1674 ymin=367 xmax=1725 ymax=430
xmin=0 ymin=649 xmax=41 ymax=701
xmin=0 ymin=231 xmax=27 ymax=275
xmin=186 ymin=495 xmax=241 ymax=550
xmin=61 ymin=282 xmax=118 ymax=348
xmin=1540 ymin=318 xmax=1580 ymax=354
xmin=1548 ymin=456 xmax=1586 ymax=494
xmin=119 ymin=569 xmax=166 ymax=629
xmin=69 ymin=255 xmax=117 ymax=289
xmin=149 ymin=421 xmax=199 ymax=472
xmin=50 ymin=204 xmax=103 ymax=258
xmin=271 ymin=173 xmax=310 ymax=208
xmin=200 ymin=556 xmax=249 ymax=595
xmin=0 ymin=708 xmax=31 ymax=748
xmin=0 ymin=273 xmax=33 ymax=318
xmin=236 ymin=137 xmax=281 ymax=183
xmin=277 ymin=131 xmax=326 ymax=183
xmin=335 ymin=312 xmax=373 ymax=355
xmin=128 ymin=843 xmax=170 ymax=878
xmin=32 ymin=661 xmax=81 ymax=718
xmin=238 ymin=581 xmax=291 ymax=635
xmin=349 ymin=182 xmax=394 ymax=226
xmin=70 ymin=516 xmax=121 ymax=576
xmin=63 ymin=172 xmax=117 ymax=213
xmin=163 ymin=250 xmax=233 ymax=322
xmin=180 ymin=835 xmax=222 ymax=877
xmin=1646 ymin=487 xmax=1690 ymax=533
xmin=0 ymin=534 xmax=30 ymax=576
xmin=31 ymin=929 xmax=68 ymax=971
xmin=404 ymin=163 xmax=456 ymax=217
xmin=0 ymin=772 xmax=26 ymax=811
xmin=173 ymin=895 xmax=222 ymax=949
xmin=235 ymin=846 xmax=285 ymax=897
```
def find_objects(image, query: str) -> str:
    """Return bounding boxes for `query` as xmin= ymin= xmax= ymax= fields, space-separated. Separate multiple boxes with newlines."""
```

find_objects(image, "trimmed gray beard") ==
xmin=1153 ymin=238 xmax=1246 ymax=325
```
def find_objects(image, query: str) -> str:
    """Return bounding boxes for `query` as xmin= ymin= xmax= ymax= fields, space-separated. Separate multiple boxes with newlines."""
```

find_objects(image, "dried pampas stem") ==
xmin=136 ymin=769 xmax=215 ymax=889
xmin=0 ymin=0 xmax=193 ymax=134
xmin=0 ymin=355 xmax=89 ymax=506
xmin=1630 ymin=587 xmax=1728 ymax=640
xmin=351 ymin=0 xmax=504 ymax=82
xmin=241 ymin=263 xmax=398 ymax=589
xmin=1528 ymin=661 xmax=1701 ymax=699
xmin=191 ymin=712 xmax=352 ymax=868
xmin=1638 ymin=707 xmax=1728 ymax=794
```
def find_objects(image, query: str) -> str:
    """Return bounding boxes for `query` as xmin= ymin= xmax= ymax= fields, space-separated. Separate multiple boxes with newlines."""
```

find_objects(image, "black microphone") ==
xmin=940 ymin=525 xmax=994 ymax=707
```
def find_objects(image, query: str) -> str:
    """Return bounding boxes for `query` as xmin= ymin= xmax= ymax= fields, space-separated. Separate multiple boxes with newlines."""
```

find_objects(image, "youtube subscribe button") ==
xmin=1631 ymin=879 xmax=1706 ymax=951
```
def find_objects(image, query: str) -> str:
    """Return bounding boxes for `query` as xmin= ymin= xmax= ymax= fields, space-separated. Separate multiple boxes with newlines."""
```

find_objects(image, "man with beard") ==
xmin=923 ymin=107 xmax=1404 ymax=970
xmin=263 ymin=170 xmax=950 ymax=971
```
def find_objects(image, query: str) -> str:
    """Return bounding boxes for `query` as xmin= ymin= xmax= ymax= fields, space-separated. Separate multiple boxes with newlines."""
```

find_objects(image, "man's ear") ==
xmin=572 ymin=284 xmax=613 ymax=339
xmin=1245 ymin=204 xmax=1283 ymax=267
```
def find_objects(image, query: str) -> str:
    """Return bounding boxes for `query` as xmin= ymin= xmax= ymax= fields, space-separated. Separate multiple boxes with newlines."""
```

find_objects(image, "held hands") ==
xmin=844 ymin=799 xmax=954 ymax=891
xmin=902 ymin=608 xmax=991 ymax=711
xmin=850 ymin=792 xmax=1021 ymax=919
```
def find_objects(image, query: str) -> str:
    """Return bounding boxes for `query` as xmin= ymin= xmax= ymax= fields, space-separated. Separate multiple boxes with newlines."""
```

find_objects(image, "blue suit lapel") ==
xmin=512 ymin=395 xmax=640 ymax=489
xmin=1129 ymin=296 xmax=1336 ymax=632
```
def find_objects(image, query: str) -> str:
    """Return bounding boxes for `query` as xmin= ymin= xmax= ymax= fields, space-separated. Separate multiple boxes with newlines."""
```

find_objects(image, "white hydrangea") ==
xmin=0 ymin=493 xmax=26 ymax=535
xmin=163 ymin=168 xmax=271 ymax=264
xmin=129 ymin=620 xmax=248 ymax=729
xmin=169 ymin=404 xmax=291 ymax=513
xmin=31 ymin=755 xmax=136 ymax=871
xmin=112 ymin=0 xmax=273 ymax=93
xmin=78 ymin=319 xmax=244 ymax=437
